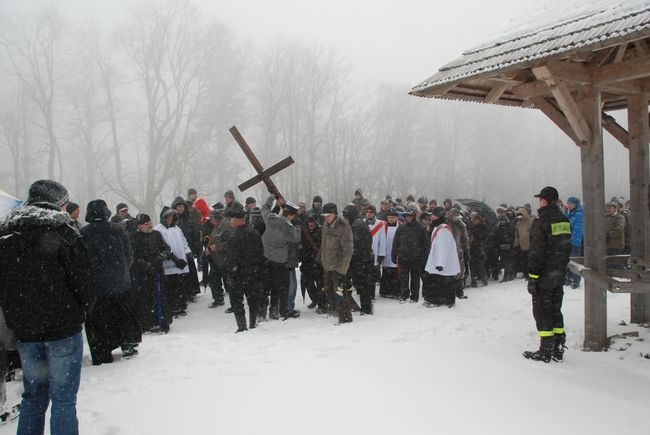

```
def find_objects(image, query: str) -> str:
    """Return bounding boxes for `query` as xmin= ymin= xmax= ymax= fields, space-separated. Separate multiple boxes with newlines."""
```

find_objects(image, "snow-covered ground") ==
xmin=2 ymin=278 xmax=649 ymax=435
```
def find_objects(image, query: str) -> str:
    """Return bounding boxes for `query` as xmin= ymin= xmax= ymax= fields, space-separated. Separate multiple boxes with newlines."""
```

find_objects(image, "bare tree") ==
xmin=0 ymin=5 xmax=67 ymax=180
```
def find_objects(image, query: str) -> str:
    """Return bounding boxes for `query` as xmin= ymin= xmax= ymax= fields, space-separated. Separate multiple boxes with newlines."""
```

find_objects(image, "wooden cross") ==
xmin=229 ymin=125 xmax=320 ymax=255
xmin=229 ymin=126 xmax=294 ymax=197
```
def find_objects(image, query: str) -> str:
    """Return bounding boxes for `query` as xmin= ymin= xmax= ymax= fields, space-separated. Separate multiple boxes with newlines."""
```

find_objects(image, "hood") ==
xmin=0 ymin=204 xmax=70 ymax=232
xmin=171 ymin=196 xmax=186 ymax=211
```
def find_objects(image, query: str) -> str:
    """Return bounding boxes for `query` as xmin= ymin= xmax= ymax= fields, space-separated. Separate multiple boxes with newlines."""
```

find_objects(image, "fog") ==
xmin=0 ymin=0 xmax=631 ymax=217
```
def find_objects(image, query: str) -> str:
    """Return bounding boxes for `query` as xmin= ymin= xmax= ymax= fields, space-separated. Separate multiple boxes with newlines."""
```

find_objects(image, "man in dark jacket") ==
xmin=391 ymin=208 xmax=429 ymax=303
xmin=523 ymin=186 xmax=572 ymax=363
xmin=0 ymin=179 xmax=95 ymax=435
xmin=299 ymin=216 xmax=323 ymax=309
xmin=130 ymin=213 xmax=172 ymax=333
xmin=81 ymin=199 xmax=141 ymax=364
xmin=172 ymin=196 xmax=201 ymax=302
xmin=343 ymin=204 xmax=375 ymax=315
xmin=223 ymin=209 xmax=264 ymax=332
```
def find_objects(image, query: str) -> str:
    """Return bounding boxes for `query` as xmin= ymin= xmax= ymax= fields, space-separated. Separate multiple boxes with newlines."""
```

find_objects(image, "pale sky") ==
xmin=2 ymin=0 xmax=582 ymax=85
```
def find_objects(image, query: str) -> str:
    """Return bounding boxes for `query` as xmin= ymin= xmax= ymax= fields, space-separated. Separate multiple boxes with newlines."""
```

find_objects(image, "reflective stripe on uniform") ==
xmin=553 ymin=327 xmax=565 ymax=334
xmin=551 ymin=222 xmax=571 ymax=236
xmin=538 ymin=330 xmax=554 ymax=337
xmin=529 ymin=273 xmax=540 ymax=279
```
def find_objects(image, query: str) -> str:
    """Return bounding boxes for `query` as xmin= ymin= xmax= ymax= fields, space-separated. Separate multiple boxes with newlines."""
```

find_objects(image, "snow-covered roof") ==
xmin=410 ymin=1 xmax=650 ymax=112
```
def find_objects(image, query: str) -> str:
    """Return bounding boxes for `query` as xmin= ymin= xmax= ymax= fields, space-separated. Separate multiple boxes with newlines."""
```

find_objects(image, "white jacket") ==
xmin=367 ymin=218 xmax=387 ymax=266
xmin=424 ymin=223 xmax=461 ymax=276
xmin=154 ymin=223 xmax=191 ymax=275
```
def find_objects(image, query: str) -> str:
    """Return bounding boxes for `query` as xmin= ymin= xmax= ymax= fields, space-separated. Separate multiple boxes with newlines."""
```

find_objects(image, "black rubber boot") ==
xmin=553 ymin=333 xmax=567 ymax=361
xmin=523 ymin=336 xmax=554 ymax=363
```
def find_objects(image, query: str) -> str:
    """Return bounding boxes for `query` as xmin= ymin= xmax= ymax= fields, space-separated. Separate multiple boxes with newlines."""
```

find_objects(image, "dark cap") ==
xmin=86 ymin=199 xmax=111 ymax=223
xmin=116 ymin=202 xmax=128 ymax=212
xmin=387 ymin=208 xmax=398 ymax=217
xmin=245 ymin=196 xmax=256 ymax=205
xmin=366 ymin=205 xmax=377 ymax=213
xmin=229 ymin=208 xmax=245 ymax=219
xmin=534 ymin=186 xmax=559 ymax=202
xmin=26 ymin=179 xmax=69 ymax=207
xmin=322 ymin=203 xmax=337 ymax=215
xmin=136 ymin=213 xmax=151 ymax=225
xmin=249 ymin=206 xmax=262 ymax=216
xmin=209 ymin=210 xmax=223 ymax=220
xmin=212 ymin=202 xmax=225 ymax=211
xmin=431 ymin=206 xmax=445 ymax=219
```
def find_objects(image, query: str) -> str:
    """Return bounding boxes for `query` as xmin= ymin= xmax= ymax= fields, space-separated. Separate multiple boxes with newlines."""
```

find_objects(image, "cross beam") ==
xmin=229 ymin=126 xmax=294 ymax=196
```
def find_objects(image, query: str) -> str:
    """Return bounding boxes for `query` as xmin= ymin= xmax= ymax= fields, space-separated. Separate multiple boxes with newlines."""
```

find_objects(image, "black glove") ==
xmin=171 ymin=254 xmax=187 ymax=269
xmin=435 ymin=265 xmax=443 ymax=272
xmin=527 ymin=278 xmax=538 ymax=296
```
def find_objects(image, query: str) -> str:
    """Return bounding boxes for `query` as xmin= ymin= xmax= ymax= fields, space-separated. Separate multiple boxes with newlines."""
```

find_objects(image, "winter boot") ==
xmin=235 ymin=313 xmax=248 ymax=333
xmin=553 ymin=333 xmax=567 ymax=361
xmin=269 ymin=306 xmax=279 ymax=320
xmin=481 ymin=277 xmax=488 ymax=286
xmin=470 ymin=278 xmax=478 ymax=288
xmin=249 ymin=311 xmax=257 ymax=329
xmin=523 ymin=336 xmax=554 ymax=363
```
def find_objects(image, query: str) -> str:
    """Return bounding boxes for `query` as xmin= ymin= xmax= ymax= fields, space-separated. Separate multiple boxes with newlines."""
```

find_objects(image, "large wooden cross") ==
xmin=229 ymin=125 xmax=320 ymax=255
xmin=229 ymin=126 xmax=294 ymax=197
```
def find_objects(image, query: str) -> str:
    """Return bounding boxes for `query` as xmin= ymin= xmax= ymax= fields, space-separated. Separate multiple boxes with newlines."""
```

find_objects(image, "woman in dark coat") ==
xmin=81 ymin=199 xmax=141 ymax=364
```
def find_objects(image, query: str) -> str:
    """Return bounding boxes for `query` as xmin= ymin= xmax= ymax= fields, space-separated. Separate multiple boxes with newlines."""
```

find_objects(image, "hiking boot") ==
xmin=470 ymin=279 xmax=478 ymax=288
xmin=307 ymin=302 xmax=318 ymax=309
xmin=122 ymin=346 xmax=139 ymax=359
xmin=209 ymin=300 xmax=224 ymax=308
xmin=225 ymin=307 xmax=234 ymax=314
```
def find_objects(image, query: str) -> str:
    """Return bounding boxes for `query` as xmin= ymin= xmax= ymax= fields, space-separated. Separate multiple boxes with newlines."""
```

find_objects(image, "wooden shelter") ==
xmin=410 ymin=1 xmax=650 ymax=351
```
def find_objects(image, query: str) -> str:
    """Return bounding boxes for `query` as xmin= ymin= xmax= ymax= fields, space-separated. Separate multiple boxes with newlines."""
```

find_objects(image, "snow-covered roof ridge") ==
xmin=411 ymin=1 xmax=650 ymax=93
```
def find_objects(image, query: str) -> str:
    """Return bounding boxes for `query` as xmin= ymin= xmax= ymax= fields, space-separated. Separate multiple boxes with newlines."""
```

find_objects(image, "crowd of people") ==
xmin=0 ymin=178 xmax=635 ymax=434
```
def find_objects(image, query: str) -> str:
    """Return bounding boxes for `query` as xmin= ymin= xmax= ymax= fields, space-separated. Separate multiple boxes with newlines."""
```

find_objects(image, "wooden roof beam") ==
xmin=533 ymin=66 xmax=592 ymax=145
xmin=484 ymin=82 xmax=510 ymax=103
xmin=602 ymin=113 xmax=629 ymax=148
xmin=594 ymin=54 xmax=650 ymax=84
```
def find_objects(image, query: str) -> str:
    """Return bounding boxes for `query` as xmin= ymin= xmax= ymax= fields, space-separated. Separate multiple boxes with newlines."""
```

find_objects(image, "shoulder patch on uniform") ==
xmin=551 ymin=222 xmax=571 ymax=236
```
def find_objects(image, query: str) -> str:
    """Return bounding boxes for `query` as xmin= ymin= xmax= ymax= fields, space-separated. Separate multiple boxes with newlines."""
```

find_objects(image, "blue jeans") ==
xmin=16 ymin=332 xmax=83 ymax=435
xmin=566 ymin=245 xmax=582 ymax=287
xmin=287 ymin=268 xmax=297 ymax=312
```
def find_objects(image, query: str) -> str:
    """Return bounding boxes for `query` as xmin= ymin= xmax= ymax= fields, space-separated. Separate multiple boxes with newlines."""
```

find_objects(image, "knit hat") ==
xmin=245 ymin=196 xmax=256 ymax=205
xmin=26 ymin=179 xmax=69 ymax=208
xmin=430 ymin=206 xmax=446 ymax=219
xmin=86 ymin=199 xmax=111 ymax=223
xmin=249 ymin=206 xmax=262 ymax=217
xmin=65 ymin=202 xmax=79 ymax=214
xmin=228 ymin=208 xmax=245 ymax=219
xmin=366 ymin=205 xmax=377 ymax=213
xmin=387 ymin=208 xmax=398 ymax=217
xmin=567 ymin=196 xmax=580 ymax=206
xmin=116 ymin=202 xmax=128 ymax=212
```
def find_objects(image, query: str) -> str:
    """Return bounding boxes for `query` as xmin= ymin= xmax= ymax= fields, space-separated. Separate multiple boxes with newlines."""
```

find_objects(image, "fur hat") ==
xmin=86 ymin=199 xmax=111 ymax=223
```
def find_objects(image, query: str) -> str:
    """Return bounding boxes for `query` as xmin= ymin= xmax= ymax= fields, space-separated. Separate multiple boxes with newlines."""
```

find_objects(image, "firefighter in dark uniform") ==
xmin=523 ymin=186 xmax=572 ymax=363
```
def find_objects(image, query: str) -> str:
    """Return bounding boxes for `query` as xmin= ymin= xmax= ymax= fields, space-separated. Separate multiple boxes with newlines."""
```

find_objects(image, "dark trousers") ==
xmin=265 ymin=260 xmax=289 ymax=318
xmin=470 ymin=253 xmax=487 ymax=280
xmin=398 ymin=260 xmax=421 ymax=301
xmin=207 ymin=261 xmax=226 ymax=303
xmin=532 ymin=285 xmax=564 ymax=334
xmin=380 ymin=267 xmax=399 ymax=297
xmin=231 ymin=266 xmax=259 ymax=328
xmin=566 ymin=245 xmax=582 ymax=287
xmin=323 ymin=270 xmax=352 ymax=323
xmin=300 ymin=261 xmax=323 ymax=306
xmin=349 ymin=260 xmax=374 ymax=314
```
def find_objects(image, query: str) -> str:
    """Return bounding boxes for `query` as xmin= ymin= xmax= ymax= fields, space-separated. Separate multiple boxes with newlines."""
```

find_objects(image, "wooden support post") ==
xmin=580 ymin=86 xmax=608 ymax=351
xmin=627 ymin=93 xmax=650 ymax=323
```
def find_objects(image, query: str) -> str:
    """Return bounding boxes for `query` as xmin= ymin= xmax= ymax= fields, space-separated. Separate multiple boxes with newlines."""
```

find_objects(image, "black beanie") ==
xmin=136 ymin=213 xmax=151 ymax=225
xmin=26 ymin=179 xmax=69 ymax=208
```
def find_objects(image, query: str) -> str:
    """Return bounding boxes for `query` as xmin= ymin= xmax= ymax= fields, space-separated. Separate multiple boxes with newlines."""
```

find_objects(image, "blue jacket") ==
xmin=565 ymin=205 xmax=584 ymax=248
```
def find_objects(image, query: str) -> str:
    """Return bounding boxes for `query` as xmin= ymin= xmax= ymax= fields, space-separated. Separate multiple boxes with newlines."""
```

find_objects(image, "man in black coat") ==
xmin=172 ymin=196 xmax=201 ymax=302
xmin=81 ymin=199 xmax=141 ymax=364
xmin=0 ymin=179 xmax=95 ymax=435
xmin=391 ymin=208 xmax=429 ymax=303
xmin=130 ymin=213 xmax=172 ymax=333
xmin=298 ymin=216 xmax=323 ymax=310
xmin=223 ymin=209 xmax=264 ymax=332
xmin=343 ymin=204 xmax=375 ymax=315
xmin=523 ymin=186 xmax=572 ymax=363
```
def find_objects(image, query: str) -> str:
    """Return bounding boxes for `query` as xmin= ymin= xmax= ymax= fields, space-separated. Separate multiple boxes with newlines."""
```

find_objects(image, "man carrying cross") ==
xmin=261 ymin=195 xmax=302 ymax=320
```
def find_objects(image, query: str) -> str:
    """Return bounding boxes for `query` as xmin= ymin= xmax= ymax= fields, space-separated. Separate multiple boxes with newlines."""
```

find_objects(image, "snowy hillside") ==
xmin=2 ymin=278 xmax=649 ymax=435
